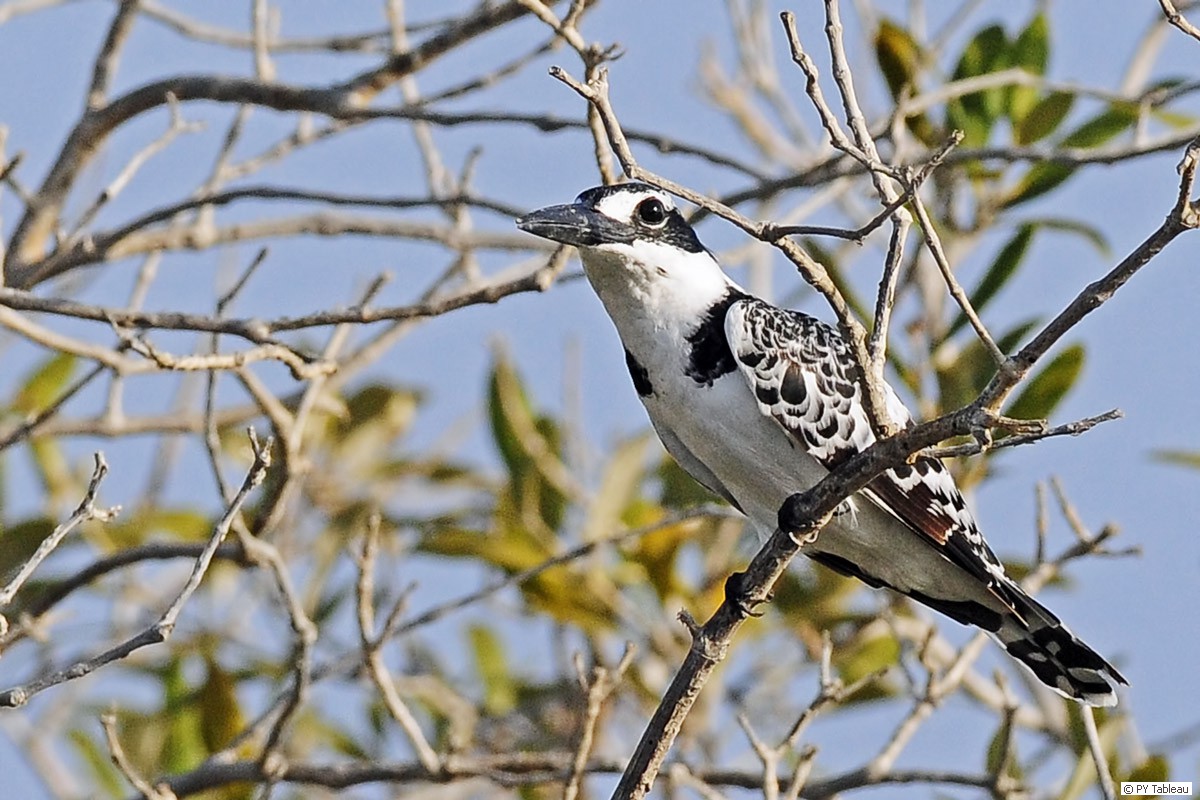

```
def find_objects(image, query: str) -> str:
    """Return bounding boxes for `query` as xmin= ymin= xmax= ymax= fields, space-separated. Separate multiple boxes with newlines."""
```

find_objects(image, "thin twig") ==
xmin=564 ymin=644 xmax=636 ymax=800
xmin=0 ymin=431 xmax=270 ymax=708
xmin=0 ymin=453 xmax=119 ymax=608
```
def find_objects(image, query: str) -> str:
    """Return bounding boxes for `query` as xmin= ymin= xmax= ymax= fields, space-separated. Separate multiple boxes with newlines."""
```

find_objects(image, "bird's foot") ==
xmin=724 ymin=570 xmax=772 ymax=618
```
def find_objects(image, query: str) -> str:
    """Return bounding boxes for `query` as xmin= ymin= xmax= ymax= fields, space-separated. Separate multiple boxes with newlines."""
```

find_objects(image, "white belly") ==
xmin=643 ymin=372 xmax=984 ymax=599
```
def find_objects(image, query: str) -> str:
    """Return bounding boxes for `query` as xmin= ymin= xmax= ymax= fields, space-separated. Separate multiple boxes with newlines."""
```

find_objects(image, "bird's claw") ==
xmin=724 ymin=570 xmax=772 ymax=617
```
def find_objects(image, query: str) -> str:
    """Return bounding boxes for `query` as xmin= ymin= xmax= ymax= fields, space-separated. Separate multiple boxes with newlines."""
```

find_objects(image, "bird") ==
xmin=515 ymin=181 xmax=1127 ymax=707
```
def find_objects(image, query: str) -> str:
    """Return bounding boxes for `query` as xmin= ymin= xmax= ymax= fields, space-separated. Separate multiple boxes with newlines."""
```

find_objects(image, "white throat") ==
xmin=577 ymin=240 xmax=738 ymax=344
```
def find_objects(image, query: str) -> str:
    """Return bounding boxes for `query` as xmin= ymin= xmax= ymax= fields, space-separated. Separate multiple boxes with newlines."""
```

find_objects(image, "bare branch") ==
xmin=0 ymin=453 xmax=119 ymax=608
xmin=0 ymin=431 xmax=270 ymax=709
xmin=1160 ymin=0 xmax=1200 ymax=43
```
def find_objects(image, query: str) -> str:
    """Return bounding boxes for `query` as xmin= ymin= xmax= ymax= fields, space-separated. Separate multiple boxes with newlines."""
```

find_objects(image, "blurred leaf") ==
xmin=197 ymin=656 xmax=245 ymax=754
xmin=834 ymin=630 xmax=899 ymax=684
xmin=581 ymin=434 xmax=649 ymax=543
xmin=29 ymin=436 xmax=72 ymax=499
xmin=1015 ymin=91 xmax=1075 ymax=145
xmin=947 ymin=224 xmax=1036 ymax=338
xmin=628 ymin=516 xmax=702 ymax=602
xmin=105 ymin=507 xmax=212 ymax=549
xmin=1152 ymin=449 xmax=1200 ymax=469
xmin=1007 ymin=12 xmax=1049 ymax=122
xmin=658 ymin=456 xmax=720 ymax=510
xmin=488 ymin=356 xmax=567 ymax=532
xmin=1000 ymin=162 xmax=1074 ymax=208
xmin=1060 ymin=103 xmax=1139 ymax=148
xmin=333 ymin=384 xmax=422 ymax=473
xmin=469 ymin=624 xmax=517 ymax=715
xmin=13 ymin=353 xmax=76 ymax=415
xmin=802 ymin=238 xmax=872 ymax=323
xmin=1123 ymin=754 xmax=1170 ymax=787
xmin=937 ymin=318 xmax=1039 ymax=414
xmin=875 ymin=19 xmax=921 ymax=99
xmin=1006 ymin=344 xmax=1085 ymax=420
xmin=1151 ymin=108 xmax=1198 ymax=129
xmin=162 ymin=657 xmax=207 ymax=774
xmin=0 ymin=517 xmax=54 ymax=581
xmin=420 ymin=524 xmax=547 ymax=574
xmin=832 ymin=627 xmax=898 ymax=702
xmin=946 ymin=24 xmax=1009 ymax=147
xmin=67 ymin=729 xmax=124 ymax=799
xmin=1032 ymin=217 xmax=1111 ymax=256
xmin=984 ymin=713 xmax=1022 ymax=780
xmin=1003 ymin=105 xmax=1138 ymax=207
xmin=875 ymin=20 xmax=938 ymax=143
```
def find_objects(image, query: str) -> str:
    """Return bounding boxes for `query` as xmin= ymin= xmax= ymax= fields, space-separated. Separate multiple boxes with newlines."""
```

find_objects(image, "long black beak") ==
xmin=516 ymin=203 xmax=632 ymax=248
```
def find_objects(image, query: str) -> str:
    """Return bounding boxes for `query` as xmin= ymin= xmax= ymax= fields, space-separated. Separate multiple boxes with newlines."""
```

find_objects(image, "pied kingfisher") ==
xmin=516 ymin=182 xmax=1126 ymax=706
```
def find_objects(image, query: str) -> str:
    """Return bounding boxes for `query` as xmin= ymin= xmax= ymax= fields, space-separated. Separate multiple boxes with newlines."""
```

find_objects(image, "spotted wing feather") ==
xmin=724 ymin=298 xmax=994 ymax=563
xmin=723 ymin=298 xmax=1127 ymax=705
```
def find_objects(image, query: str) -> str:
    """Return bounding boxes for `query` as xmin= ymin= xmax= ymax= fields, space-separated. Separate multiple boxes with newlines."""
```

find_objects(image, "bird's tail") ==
xmin=992 ymin=584 xmax=1127 ymax=707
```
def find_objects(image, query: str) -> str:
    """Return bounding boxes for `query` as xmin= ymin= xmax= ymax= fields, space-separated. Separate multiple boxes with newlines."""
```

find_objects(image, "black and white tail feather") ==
xmin=516 ymin=182 xmax=1127 ymax=706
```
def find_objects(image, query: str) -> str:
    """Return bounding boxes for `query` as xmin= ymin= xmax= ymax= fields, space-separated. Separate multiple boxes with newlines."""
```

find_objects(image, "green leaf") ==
xmin=487 ymin=356 xmax=567 ymax=532
xmin=1060 ymin=709 xmax=1120 ymax=800
xmin=874 ymin=19 xmax=921 ymax=99
xmin=1006 ymin=344 xmax=1085 ymax=420
xmin=946 ymin=24 xmax=1009 ymax=147
xmin=1007 ymin=12 xmax=1050 ymax=122
xmin=1015 ymin=91 xmax=1075 ymax=145
xmin=13 ymin=353 xmax=76 ymax=415
xmin=1031 ymin=217 xmax=1111 ymax=256
xmin=198 ymin=656 xmax=245 ymax=754
xmin=67 ymin=729 xmax=125 ymax=799
xmin=161 ymin=657 xmax=207 ymax=774
xmin=1060 ymin=104 xmax=1139 ymax=148
xmin=832 ymin=629 xmax=898 ymax=703
xmin=105 ymin=507 xmax=212 ymax=549
xmin=984 ymin=713 xmax=1022 ymax=780
xmin=1124 ymin=754 xmax=1170 ymax=785
xmin=581 ymin=434 xmax=649 ymax=543
xmin=1000 ymin=162 xmax=1074 ymax=208
xmin=659 ymin=456 xmax=721 ymax=510
xmin=468 ymin=624 xmax=517 ymax=715
xmin=801 ymin=238 xmax=873 ymax=323
xmin=947 ymin=225 xmax=1036 ymax=338
xmin=937 ymin=319 xmax=1039 ymax=415
xmin=1003 ymin=105 xmax=1138 ymax=207
xmin=1152 ymin=449 xmax=1200 ymax=469
xmin=0 ymin=517 xmax=54 ymax=582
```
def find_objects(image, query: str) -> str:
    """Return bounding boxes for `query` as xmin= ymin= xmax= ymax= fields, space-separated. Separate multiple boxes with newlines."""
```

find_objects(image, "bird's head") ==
xmin=517 ymin=182 xmax=729 ymax=311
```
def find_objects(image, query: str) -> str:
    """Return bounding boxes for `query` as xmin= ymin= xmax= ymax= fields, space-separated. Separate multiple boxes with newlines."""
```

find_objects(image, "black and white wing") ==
xmin=723 ymin=297 xmax=1127 ymax=705
xmin=724 ymin=297 xmax=989 ymax=562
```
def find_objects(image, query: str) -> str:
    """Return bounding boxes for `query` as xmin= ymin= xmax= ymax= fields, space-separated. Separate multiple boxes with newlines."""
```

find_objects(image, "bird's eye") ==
xmin=635 ymin=198 xmax=668 ymax=227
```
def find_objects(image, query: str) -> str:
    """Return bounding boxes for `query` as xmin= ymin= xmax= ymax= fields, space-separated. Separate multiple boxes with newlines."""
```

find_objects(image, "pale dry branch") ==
xmin=0 ymin=453 xmax=118 ymax=609
xmin=0 ymin=251 xmax=572 ymax=344
xmin=1160 ymin=0 xmax=1200 ymax=43
xmin=356 ymin=515 xmax=440 ymax=773
xmin=119 ymin=751 xmax=994 ymax=799
xmin=0 ymin=431 xmax=270 ymax=708
xmin=909 ymin=190 xmax=1006 ymax=366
